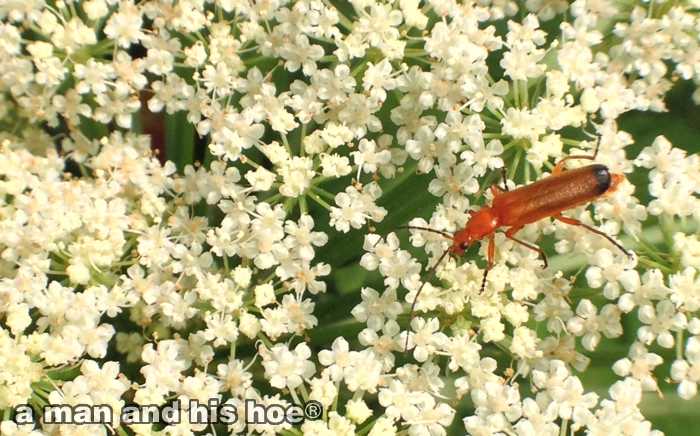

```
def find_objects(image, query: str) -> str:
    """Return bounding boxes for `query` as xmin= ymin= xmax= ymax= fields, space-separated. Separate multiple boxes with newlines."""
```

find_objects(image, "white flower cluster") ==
xmin=1 ymin=0 xmax=700 ymax=435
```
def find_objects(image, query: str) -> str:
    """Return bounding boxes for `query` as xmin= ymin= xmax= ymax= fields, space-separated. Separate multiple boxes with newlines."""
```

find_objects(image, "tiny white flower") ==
xmin=406 ymin=317 xmax=448 ymax=362
xmin=260 ymin=307 xmax=289 ymax=339
xmin=318 ymin=337 xmax=354 ymax=382
xmin=351 ymin=287 xmax=403 ymax=331
xmin=351 ymin=138 xmax=392 ymax=178
xmin=245 ymin=166 xmax=276 ymax=191
xmin=320 ymin=153 xmax=352 ymax=177
xmin=346 ymin=399 xmax=373 ymax=424
xmin=217 ymin=358 xmax=252 ymax=397
xmin=254 ymin=283 xmax=277 ymax=308
xmin=261 ymin=343 xmax=315 ymax=390
xmin=567 ymin=300 xmax=622 ymax=351
xmin=637 ymin=300 xmax=687 ymax=348
xmin=612 ymin=342 xmax=662 ymax=391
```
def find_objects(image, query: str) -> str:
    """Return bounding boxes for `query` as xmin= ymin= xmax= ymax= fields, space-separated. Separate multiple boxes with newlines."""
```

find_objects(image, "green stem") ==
xmin=289 ymin=386 xmax=302 ymax=406
xmin=501 ymin=138 xmax=521 ymax=153
xmin=636 ymin=236 xmax=672 ymax=266
xmin=636 ymin=257 xmax=673 ymax=275
xmin=356 ymin=417 xmax=379 ymax=435
xmin=508 ymin=148 xmax=523 ymax=183
xmin=256 ymin=332 xmax=274 ymax=349
xmin=482 ymin=133 xmax=507 ymax=139
xmin=319 ymin=54 xmax=339 ymax=63
xmin=280 ymin=133 xmax=293 ymax=156
xmin=311 ymin=176 xmax=330 ymax=186
xmin=244 ymin=158 xmax=261 ymax=170
xmin=520 ymin=79 xmax=529 ymax=108
xmin=298 ymin=383 xmax=310 ymax=403
xmin=223 ymin=255 xmax=230 ymax=275
xmin=403 ymin=48 xmax=428 ymax=58
xmin=283 ymin=197 xmax=297 ymax=214
xmin=561 ymin=138 xmax=585 ymax=147
xmin=264 ymin=193 xmax=284 ymax=205
xmin=300 ymin=195 xmax=308 ymax=215
xmin=299 ymin=124 xmax=308 ymax=158
xmin=306 ymin=189 xmax=333 ymax=211
xmin=332 ymin=380 xmax=341 ymax=413
xmin=310 ymin=186 xmax=336 ymax=201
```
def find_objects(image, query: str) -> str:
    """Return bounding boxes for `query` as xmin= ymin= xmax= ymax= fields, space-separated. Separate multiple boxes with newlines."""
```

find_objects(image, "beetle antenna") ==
xmin=404 ymin=246 xmax=453 ymax=355
xmin=582 ymin=123 xmax=600 ymax=140
xmin=373 ymin=226 xmax=453 ymax=247
xmin=581 ymin=126 xmax=603 ymax=160
xmin=592 ymin=133 xmax=601 ymax=160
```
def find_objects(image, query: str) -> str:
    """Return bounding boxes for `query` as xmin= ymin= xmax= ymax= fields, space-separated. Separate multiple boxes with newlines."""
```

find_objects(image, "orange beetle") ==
xmin=397 ymin=153 xmax=633 ymax=351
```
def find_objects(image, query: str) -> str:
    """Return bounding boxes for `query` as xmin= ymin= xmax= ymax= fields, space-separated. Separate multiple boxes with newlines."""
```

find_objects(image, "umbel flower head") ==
xmin=0 ymin=0 xmax=699 ymax=435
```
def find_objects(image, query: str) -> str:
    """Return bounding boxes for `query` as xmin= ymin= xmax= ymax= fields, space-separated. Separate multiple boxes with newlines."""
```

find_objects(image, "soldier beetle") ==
xmin=393 ymin=151 xmax=634 ymax=353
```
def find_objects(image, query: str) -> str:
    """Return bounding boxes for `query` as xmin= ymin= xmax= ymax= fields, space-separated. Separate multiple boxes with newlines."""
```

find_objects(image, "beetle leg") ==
xmin=504 ymin=225 xmax=548 ymax=268
xmin=492 ymin=167 xmax=510 ymax=194
xmin=488 ymin=167 xmax=510 ymax=197
xmin=554 ymin=213 xmax=633 ymax=259
xmin=490 ymin=184 xmax=506 ymax=196
xmin=500 ymin=167 xmax=509 ymax=191
xmin=480 ymin=234 xmax=495 ymax=294
xmin=551 ymin=155 xmax=596 ymax=176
